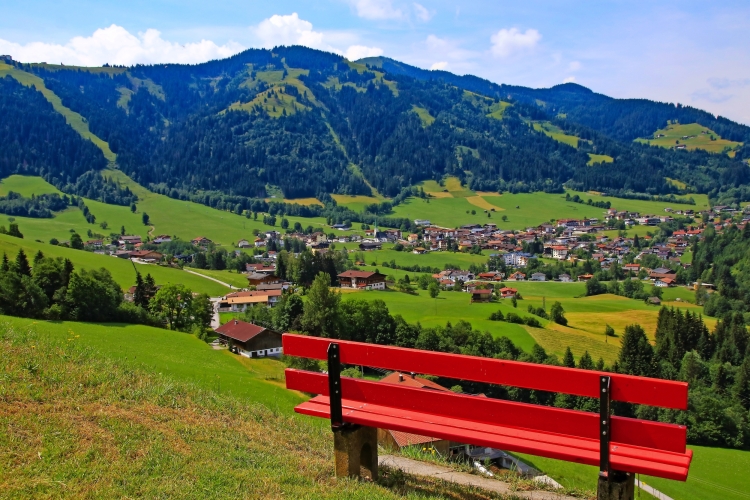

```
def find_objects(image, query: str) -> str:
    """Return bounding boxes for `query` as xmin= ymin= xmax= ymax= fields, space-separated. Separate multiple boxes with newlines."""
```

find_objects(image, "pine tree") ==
xmin=578 ymin=351 xmax=594 ymax=370
xmin=562 ymin=347 xmax=575 ymax=368
xmin=33 ymin=250 xmax=45 ymax=265
xmin=133 ymin=272 xmax=147 ymax=308
xmin=734 ymin=357 xmax=750 ymax=409
xmin=618 ymin=324 xmax=654 ymax=376
xmin=0 ymin=253 xmax=9 ymax=272
xmin=14 ymin=249 xmax=31 ymax=277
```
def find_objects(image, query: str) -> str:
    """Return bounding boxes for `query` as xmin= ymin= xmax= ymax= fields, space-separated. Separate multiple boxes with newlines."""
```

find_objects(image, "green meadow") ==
xmin=0 ymin=233 xmax=229 ymax=296
xmin=411 ymin=105 xmax=435 ymax=127
xmin=0 ymin=173 xmax=363 ymax=247
xmin=635 ymin=122 xmax=743 ymax=156
xmin=516 ymin=445 xmax=750 ymax=500
xmin=1 ymin=314 xmax=302 ymax=411
xmin=587 ymin=153 xmax=614 ymax=165
xmin=532 ymin=121 xmax=580 ymax=148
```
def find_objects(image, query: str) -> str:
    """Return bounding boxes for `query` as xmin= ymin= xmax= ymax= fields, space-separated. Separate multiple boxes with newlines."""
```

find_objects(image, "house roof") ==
xmin=215 ymin=320 xmax=267 ymax=342
xmin=226 ymin=290 xmax=282 ymax=298
xmin=337 ymin=270 xmax=385 ymax=279
xmin=472 ymin=289 xmax=492 ymax=294
xmin=247 ymin=272 xmax=275 ymax=280
xmin=388 ymin=429 xmax=444 ymax=448
xmin=379 ymin=372 xmax=450 ymax=392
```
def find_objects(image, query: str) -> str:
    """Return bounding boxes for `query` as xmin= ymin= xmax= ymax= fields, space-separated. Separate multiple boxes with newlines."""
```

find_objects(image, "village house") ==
xmin=130 ymin=250 xmax=163 ymax=263
xmin=85 ymin=239 xmax=103 ymax=249
xmin=507 ymin=272 xmax=526 ymax=281
xmin=470 ymin=289 xmax=493 ymax=303
xmin=499 ymin=287 xmax=518 ymax=299
xmin=503 ymin=252 xmax=533 ymax=268
xmin=153 ymin=235 xmax=172 ymax=244
xmin=655 ymin=277 xmax=675 ymax=288
xmin=237 ymin=239 xmax=252 ymax=248
xmin=337 ymin=270 xmax=387 ymax=290
xmin=548 ymin=245 xmax=569 ymax=260
xmin=119 ymin=235 xmax=142 ymax=246
xmin=247 ymin=272 xmax=280 ymax=287
xmin=359 ymin=242 xmax=382 ymax=251
xmin=558 ymin=273 xmax=572 ymax=282
xmin=530 ymin=272 xmax=547 ymax=282
xmin=577 ymin=274 xmax=594 ymax=282
xmin=191 ymin=236 xmax=212 ymax=249
xmin=218 ymin=290 xmax=283 ymax=311
xmin=215 ymin=320 xmax=282 ymax=358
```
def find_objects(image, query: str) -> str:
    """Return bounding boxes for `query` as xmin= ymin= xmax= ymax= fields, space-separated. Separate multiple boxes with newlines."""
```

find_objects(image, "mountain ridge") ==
xmin=1 ymin=46 xmax=749 ymax=207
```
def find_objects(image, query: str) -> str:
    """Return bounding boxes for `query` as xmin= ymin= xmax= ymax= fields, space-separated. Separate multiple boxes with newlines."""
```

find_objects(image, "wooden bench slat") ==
xmin=282 ymin=334 xmax=688 ymax=410
xmin=296 ymin=397 xmax=691 ymax=481
xmin=286 ymin=369 xmax=687 ymax=453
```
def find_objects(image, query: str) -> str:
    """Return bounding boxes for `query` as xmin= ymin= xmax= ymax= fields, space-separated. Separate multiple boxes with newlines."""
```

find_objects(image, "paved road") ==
xmin=378 ymin=455 xmax=576 ymax=500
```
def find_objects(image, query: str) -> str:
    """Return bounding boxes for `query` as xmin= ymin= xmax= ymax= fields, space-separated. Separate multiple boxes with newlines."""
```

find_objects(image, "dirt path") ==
xmin=378 ymin=455 xmax=575 ymax=500
xmin=183 ymin=269 xmax=233 ymax=289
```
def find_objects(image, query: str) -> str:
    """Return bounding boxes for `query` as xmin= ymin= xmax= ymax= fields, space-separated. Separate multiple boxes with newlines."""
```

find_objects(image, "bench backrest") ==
xmin=283 ymin=333 xmax=691 ymax=482
xmin=282 ymin=334 xmax=688 ymax=409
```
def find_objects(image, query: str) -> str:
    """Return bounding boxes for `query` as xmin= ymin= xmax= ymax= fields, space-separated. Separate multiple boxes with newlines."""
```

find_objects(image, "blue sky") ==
xmin=2 ymin=0 xmax=749 ymax=124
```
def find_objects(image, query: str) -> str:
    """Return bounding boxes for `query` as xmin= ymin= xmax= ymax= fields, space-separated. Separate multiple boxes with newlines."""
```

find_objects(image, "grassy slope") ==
xmin=635 ymin=122 xmax=743 ymax=156
xmin=516 ymin=444 xmax=750 ymax=500
xmin=392 ymin=188 xmax=708 ymax=230
xmin=0 ymin=63 xmax=116 ymax=162
xmin=587 ymin=154 xmax=614 ymax=165
xmin=0 ymin=233 xmax=229 ymax=296
xmin=0 ymin=319 xmax=501 ymax=500
xmin=411 ymin=105 xmax=435 ymax=127
xmin=0 ymin=174 xmax=355 ymax=246
xmin=532 ymin=121 xmax=579 ymax=148
xmin=341 ymin=289 xmax=537 ymax=353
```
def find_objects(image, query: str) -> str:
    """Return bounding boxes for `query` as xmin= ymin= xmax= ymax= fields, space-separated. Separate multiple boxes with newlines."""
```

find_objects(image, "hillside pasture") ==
xmin=411 ymin=105 xmax=435 ymax=127
xmin=635 ymin=122 xmax=742 ymax=156
xmin=331 ymin=194 xmax=381 ymax=212
xmin=0 ymin=173 xmax=355 ymax=247
xmin=486 ymin=101 xmax=512 ymax=120
xmin=0 ymin=233 xmax=229 ymax=296
xmin=532 ymin=121 xmax=579 ymax=148
xmin=587 ymin=153 xmax=614 ymax=165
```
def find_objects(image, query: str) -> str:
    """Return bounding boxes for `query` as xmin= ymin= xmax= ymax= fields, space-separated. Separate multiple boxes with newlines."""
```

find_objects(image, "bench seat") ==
xmin=296 ymin=395 xmax=692 ymax=481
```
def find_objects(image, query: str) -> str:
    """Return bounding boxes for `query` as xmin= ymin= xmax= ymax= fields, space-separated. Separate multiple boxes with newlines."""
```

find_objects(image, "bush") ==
xmin=505 ymin=312 xmax=523 ymax=324
xmin=523 ymin=317 xmax=542 ymax=328
xmin=488 ymin=310 xmax=505 ymax=321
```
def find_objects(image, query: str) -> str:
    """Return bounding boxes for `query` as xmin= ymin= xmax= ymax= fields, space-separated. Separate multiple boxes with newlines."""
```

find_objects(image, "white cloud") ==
xmin=707 ymin=77 xmax=750 ymax=89
xmin=568 ymin=61 xmax=582 ymax=72
xmin=345 ymin=45 xmax=383 ymax=60
xmin=563 ymin=76 xmax=576 ymax=83
xmin=490 ymin=28 xmax=541 ymax=58
xmin=413 ymin=3 xmax=434 ymax=22
xmin=430 ymin=61 xmax=448 ymax=70
xmin=0 ymin=24 xmax=243 ymax=66
xmin=252 ymin=13 xmax=383 ymax=62
xmin=254 ymin=13 xmax=326 ymax=49
xmin=348 ymin=0 xmax=404 ymax=20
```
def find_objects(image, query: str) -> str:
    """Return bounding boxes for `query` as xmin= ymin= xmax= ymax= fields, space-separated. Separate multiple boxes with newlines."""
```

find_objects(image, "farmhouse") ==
xmin=191 ymin=236 xmax=212 ymax=248
xmin=507 ymin=272 xmax=526 ymax=281
xmin=548 ymin=245 xmax=569 ymax=260
xmin=470 ymin=289 xmax=493 ymax=303
xmin=558 ymin=273 xmax=572 ymax=282
xmin=577 ymin=274 xmax=594 ymax=282
xmin=337 ymin=270 xmax=387 ymax=290
xmin=153 ymin=235 xmax=172 ymax=244
xmin=237 ymin=239 xmax=252 ymax=248
xmin=499 ymin=287 xmax=518 ymax=299
xmin=359 ymin=242 xmax=382 ymax=251
xmin=247 ymin=272 xmax=279 ymax=287
xmin=218 ymin=290 xmax=283 ymax=311
xmin=216 ymin=320 xmax=282 ymax=358
xmin=130 ymin=250 xmax=163 ymax=262
xmin=530 ymin=272 xmax=547 ymax=282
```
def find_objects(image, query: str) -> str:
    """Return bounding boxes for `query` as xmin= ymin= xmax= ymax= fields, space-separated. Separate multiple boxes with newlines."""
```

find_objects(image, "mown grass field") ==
xmin=0 ymin=233 xmax=229 ymax=296
xmin=0 ymin=174 xmax=363 ymax=247
xmin=358 ymin=246 xmax=490 ymax=269
xmin=188 ymin=267 xmax=249 ymax=289
xmin=635 ymin=122 xmax=743 ymax=156
xmin=516 ymin=444 xmax=750 ymax=500
xmin=391 ymin=178 xmax=705 ymax=229
xmin=331 ymin=194 xmax=382 ymax=213
xmin=1 ymin=319 xmax=500 ymax=499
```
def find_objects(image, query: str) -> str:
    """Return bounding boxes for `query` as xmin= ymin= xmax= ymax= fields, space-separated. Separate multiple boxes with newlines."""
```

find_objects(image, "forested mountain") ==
xmin=2 ymin=46 xmax=749 ymax=205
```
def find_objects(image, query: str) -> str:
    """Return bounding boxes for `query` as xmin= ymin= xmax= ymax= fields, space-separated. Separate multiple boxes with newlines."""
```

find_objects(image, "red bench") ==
xmin=283 ymin=334 xmax=692 ymax=499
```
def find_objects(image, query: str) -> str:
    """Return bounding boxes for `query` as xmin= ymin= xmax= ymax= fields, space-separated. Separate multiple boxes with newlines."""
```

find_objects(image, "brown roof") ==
xmin=389 ymin=429 xmax=444 ymax=448
xmin=215 ymin=320 xmax=266 ymax=342
xmin=337 ymin=270 xmax=385 ymax=279
xmin=379 ymin=372 xmax=450 ymax=392
xmin=472 ymin=289 xmax=493 ymax=294
xmin=226 ymin=290 xmax=282 ymax=298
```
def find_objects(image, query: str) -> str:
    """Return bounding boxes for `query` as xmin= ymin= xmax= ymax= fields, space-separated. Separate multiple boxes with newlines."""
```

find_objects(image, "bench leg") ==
xmin=333 ymin=425 xmax=378 ymax=481
xmin=597 ymin=470 xmax=634 ymax=500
